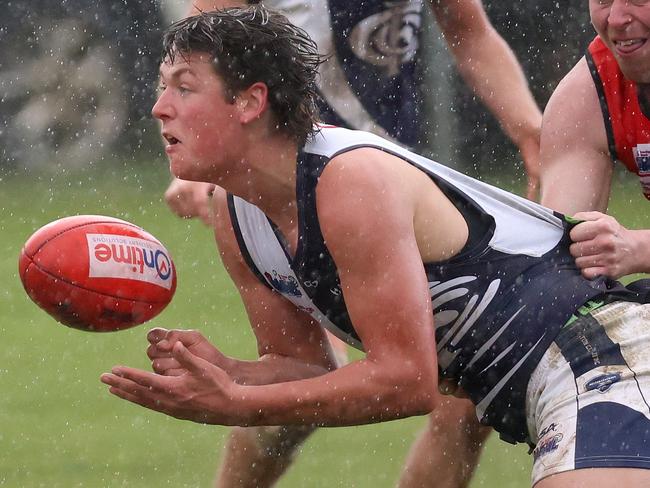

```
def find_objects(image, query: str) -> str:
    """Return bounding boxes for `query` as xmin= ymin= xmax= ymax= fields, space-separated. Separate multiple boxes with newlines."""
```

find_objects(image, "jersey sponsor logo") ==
xmin=577 ymin=333 xmax=601 ymax=367
xmin=87 ymin=234 xmax=173 ymax=289
xmin=633 ymin=144 xmax=650 ymax=199
xmin=633 ymin=143 xmax=650 ymax=173
xmin=585 ymin=372 xmax=622 ymax=393
xmin=538 ymin=422 xmax=559 ymax=439
xmin=264 ymin=270 xmax=302 ymax=297
xmin=349 ymin=0 xmax=422 ymax=77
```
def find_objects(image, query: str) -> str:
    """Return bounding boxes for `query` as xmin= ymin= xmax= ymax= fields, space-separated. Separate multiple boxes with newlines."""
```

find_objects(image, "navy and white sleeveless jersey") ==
xmin=227 ymin=126 xmax=624 ymax=444
xmin=265 ymin=0 xmax=424 ymax=147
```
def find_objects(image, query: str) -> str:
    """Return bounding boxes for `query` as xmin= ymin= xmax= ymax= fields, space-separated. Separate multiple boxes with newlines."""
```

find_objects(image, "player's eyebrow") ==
xmin=158 ymin=66 xmax=198 ymax=82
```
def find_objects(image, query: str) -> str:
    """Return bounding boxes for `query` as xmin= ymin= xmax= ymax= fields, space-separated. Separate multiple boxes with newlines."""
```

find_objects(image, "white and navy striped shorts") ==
xmin=526 ymin=301 xmax=650 ymax=485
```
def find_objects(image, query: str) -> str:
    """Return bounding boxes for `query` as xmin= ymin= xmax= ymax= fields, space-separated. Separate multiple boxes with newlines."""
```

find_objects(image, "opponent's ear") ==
xmin=237 ymin=82 xmax=269 ymax=125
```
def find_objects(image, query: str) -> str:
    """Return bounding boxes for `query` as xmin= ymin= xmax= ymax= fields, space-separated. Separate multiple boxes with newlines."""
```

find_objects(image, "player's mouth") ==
xmin=613 ymin=38 xmax=646 ymax=55
xmin=162 ymin=133 xmax=181 ymax=152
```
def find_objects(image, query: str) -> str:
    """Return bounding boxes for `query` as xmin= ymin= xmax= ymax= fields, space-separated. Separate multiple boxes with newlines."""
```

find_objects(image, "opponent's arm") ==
xmin=539 ymin=58 xmax=613 ymax=214
xmin=102 ymin=155 xmax=439 ymax=427
xmin=540 ymin=58 xmax=650 ymax=278
xmin=430 ymin=0 xmax=542 ymax=199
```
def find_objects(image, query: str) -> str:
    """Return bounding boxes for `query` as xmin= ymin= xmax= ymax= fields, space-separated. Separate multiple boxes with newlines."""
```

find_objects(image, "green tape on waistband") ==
xmin=564 ymin=299 xmax=606 ymax=327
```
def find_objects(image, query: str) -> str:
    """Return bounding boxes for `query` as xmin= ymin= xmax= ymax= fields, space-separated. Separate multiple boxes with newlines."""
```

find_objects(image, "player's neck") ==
xmin=216 ymin=130 xmax=300 ymax=222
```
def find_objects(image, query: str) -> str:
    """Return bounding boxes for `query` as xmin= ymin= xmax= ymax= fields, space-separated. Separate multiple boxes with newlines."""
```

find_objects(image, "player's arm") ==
xmin=226 ymin=152 xmax=439 ymax=426
xmin=430 ymin=0 xmax=542 ymax=199
xmin=539 ymin=58 xmax=613 ymax=214
xmin=102 ymin=154 xmax=439 ymax=427
xmin=540 ymin=58 xmax=650 ymax=278
xmin=150 ymin=186 xmax=340 ymax=385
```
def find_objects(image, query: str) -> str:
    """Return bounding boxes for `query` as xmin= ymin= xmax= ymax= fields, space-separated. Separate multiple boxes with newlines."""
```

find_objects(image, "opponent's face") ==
xmin=152 ymin=52 xmax=240 ymax=182
xmin=590 ymin=0 xmax=650 ymax=83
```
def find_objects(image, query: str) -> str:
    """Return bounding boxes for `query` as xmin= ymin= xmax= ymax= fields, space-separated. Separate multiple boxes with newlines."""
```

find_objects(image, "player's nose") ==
xmin=152 ymin=92 xmax=173 ymax=120
xmin=607 ymin=0 xmax=635 ymax=29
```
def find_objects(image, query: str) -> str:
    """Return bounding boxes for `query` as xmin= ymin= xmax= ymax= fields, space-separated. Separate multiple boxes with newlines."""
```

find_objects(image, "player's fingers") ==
xmin=106 ymin=384 xmax=148 ymax=406
xmin=569 ymin=222 xmax=602 ymax=245
xmin=151 ymin=357 xmax=181 ymax=373
xmin=580 ymin=266 xmax=606 ymax=280
xmin=106 ymin=366 xmax=167 ymax=391
xmin=573 ymin=252 xmax=601 ymax=267
xmin=168 ymin=198 xmax=193 ymax=219
xmin=162 ymin=367 xmax=188 ymax=377
xmin=172 ymin=342 xmax=211 ymax=373
xmin=151 ymin=357 xmax=179 ymax=372
xmin=146 ymin=343 xmax=173 ymax=360
xmin=101 ymin=373 xmax=147 ymax=396
xmin=147 ymin=328 xmax=170 ymax=344
xmin=569 ymin=241 xmax=597 ymax=259
xmin=104 ymin=381 xmax=171 ymax=415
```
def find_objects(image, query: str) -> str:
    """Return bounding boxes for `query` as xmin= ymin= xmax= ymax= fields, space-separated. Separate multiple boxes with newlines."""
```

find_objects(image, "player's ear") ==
xmin=236 ymin=82 xmax=269 ymax=125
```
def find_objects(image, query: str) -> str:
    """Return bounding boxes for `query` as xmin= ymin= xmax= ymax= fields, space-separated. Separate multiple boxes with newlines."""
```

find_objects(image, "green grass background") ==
xmin=1 ymin=160 xmax=648 ymax=487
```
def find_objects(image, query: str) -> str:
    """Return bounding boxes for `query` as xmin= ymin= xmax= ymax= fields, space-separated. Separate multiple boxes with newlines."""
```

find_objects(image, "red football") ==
xmin=18 ymin=215 xmax=177 ymax=332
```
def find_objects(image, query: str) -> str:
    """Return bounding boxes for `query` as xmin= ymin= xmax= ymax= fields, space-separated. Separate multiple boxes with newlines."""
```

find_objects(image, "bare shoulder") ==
xmin=544 ymin=58 xmax=602 ymax=137
xmin=315 ymin=148 xmax=420 ymax=238
xmin=540 ymin=58 xmax=612 ymax=213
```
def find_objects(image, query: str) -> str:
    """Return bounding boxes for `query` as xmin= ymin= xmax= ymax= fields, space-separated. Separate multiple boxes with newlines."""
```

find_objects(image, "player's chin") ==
xmin=168 ymin=157 xmax=193 ymax=180
xmin=170 ymin=159 xmax=210 ymax=183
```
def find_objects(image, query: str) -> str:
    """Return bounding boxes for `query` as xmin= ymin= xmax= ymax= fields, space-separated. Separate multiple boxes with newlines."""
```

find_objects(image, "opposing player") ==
xmin=101 ymin=9 xmax=650 ymax=487
xmin=539 ymin=0 xmax=650 ymax=277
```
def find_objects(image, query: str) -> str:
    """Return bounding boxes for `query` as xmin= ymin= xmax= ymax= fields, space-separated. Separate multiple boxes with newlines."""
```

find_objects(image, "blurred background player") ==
xmin=539 ymin=0 xmax=650 ymax=278
xmin=163 ymin=1 xmax=543 ymax=487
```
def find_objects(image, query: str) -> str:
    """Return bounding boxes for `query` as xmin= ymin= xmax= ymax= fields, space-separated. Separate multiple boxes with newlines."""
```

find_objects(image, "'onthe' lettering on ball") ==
xmin=87 ymin=234 xmax=174 ymax=290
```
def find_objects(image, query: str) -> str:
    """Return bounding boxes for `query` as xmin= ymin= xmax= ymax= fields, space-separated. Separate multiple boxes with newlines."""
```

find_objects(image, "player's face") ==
xmin=152 ymin=52 xmax=241 ymax=182
xmin=590 ymin=0 xmax=650 ymax=83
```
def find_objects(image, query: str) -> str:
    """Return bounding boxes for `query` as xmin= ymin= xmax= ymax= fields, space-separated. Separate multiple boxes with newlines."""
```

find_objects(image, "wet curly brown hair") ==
xmin=161 ymin=6 xmax=323 ymax=144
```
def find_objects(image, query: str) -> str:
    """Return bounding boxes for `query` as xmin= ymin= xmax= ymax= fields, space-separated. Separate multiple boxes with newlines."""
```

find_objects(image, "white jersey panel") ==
xmin=232 ymin=196 xmax=364 ymax=350
xmin=309 ymin=126 xmax=563 ymax=257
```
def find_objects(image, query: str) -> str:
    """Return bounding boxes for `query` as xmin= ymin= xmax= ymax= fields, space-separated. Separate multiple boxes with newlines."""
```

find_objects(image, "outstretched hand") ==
xmin=569 ymin=211 xmax=643 ymax=279
xmin=101 ymin=341 xmax=241 ymax=425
